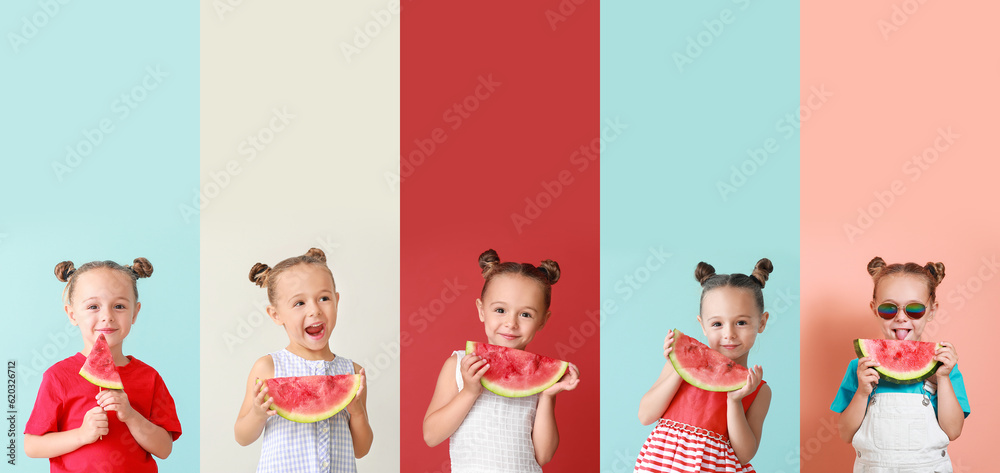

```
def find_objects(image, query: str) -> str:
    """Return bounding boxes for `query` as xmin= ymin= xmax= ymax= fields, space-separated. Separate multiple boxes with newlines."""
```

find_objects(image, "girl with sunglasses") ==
xmin=831 ymin=257 xmax=970 ymax=472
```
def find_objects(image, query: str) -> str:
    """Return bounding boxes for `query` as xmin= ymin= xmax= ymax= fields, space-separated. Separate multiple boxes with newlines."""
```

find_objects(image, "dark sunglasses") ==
xmin=875 ymin=302 xmax=927 ymax=320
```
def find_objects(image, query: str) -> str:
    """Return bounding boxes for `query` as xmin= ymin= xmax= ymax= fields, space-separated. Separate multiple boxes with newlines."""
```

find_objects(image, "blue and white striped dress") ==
xmin=257 ymin=349 xmax=358 ymax=473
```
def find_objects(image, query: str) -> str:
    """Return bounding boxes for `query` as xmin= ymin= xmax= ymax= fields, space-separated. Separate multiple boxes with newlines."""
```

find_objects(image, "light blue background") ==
xmin=601 ymin=1 xmax=800 ymax=472
xmin=1 ymin=2 xmax=199 ymax=471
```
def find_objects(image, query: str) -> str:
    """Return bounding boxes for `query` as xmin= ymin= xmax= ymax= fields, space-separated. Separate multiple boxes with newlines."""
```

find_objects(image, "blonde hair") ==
xmin=249 ymin=248 xmax=335 ymax=303
xmin=55 ymin=258 xmax=153 ymax=304
xmin=867 ymin=256 xmax=945 ymax=302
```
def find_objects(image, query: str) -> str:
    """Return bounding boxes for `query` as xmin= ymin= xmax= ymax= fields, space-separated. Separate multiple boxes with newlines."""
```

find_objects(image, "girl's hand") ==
xmin=934 ymin=341 xmax=958 ymax=378
xmin=78 ymin=406 xmax=109 ymax=445
xmin=346 ymin=368 xmax=367 ymax=417
xmin=856 ymin=357 xmax=880 ymax=396
xmin=460 ymin=354 xmax=489 ymax=396
xmin=542 ymin=363 xmax=580 ymax=397
xmin=97 ymin=389 xmax=136 ymax=423
xmin=250 ymin=379 xmax=277 ymax=419
xmin=728 ymin=365 xmax=763 ymax=402
xmin=663 ymin=330 xmax=675 ymax=360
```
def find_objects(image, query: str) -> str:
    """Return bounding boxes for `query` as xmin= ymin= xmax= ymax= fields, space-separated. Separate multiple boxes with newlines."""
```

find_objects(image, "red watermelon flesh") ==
xmin=79 ymin=333 xmax=123 ymax=390
xmin=854 ymin=339 xmax=941 ymax=384
xmin=265 ymin=374 xmax=361 ymax=423
xmin=668 ymin=329 xmax=749 ymax=392
xmin=466 ymin=341 xmax=569 ymax=397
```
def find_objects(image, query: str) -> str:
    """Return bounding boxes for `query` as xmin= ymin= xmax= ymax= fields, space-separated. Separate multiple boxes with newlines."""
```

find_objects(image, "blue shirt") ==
xmin=830 ymin=358 xmax=970 ymax=417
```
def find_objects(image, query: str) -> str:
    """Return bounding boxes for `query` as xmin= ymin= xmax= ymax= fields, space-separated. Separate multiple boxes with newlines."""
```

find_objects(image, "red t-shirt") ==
xmin=24 ymin=354 xmax=182 ymax=473
xmin=661 ymin=379 xmax=766 ymax=440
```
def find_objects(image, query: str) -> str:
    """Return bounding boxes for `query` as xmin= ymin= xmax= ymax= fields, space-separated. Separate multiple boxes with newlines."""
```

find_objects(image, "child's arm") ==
xmin=422 ymin=354 xmax=488 ymax=447
xmin=98 ymin=389 xmax=174 ymax=459
xmin=933 ymin=341 xmax=964 ymax=440
xmin=234 ymin=355 xmax=276 ymax=446
xmin=837 ymin=357 xmax=879 ymax=443
xmin=23 ymin=406 xmax=108 ymax=458
xmin=532 ymin=364 xmax=580 ymax=466
xmin=346 ymin=363 xmax=373 ymax=458
xmin=726 ymin=366 xmax=770 ymax=465
xmin=638 ymin=332 xmax=684 ymax=425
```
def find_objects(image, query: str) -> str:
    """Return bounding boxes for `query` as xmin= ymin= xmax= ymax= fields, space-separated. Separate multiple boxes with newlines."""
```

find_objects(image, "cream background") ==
xmin=200 ymin=1 xmax=399 ymax=471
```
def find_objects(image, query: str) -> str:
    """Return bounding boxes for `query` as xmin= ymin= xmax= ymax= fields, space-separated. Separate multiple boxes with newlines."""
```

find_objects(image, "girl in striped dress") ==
xmin=235 ymin=248 xmax=373 ymax=473
xmin=634 ymin=260 xmax=774 ymax=473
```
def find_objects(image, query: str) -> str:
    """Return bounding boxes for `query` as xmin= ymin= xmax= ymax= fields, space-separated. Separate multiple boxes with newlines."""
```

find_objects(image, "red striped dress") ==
xmin=634 ymin=380 xmax=765 ymax=473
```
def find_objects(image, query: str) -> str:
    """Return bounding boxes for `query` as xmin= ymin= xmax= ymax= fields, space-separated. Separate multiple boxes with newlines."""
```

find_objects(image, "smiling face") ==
xmin=871 ymin=273 xmax=935 ymax=341
xmin=697 ymin=286 xmax=768 ymax=367
xmin=266 ymin=263 xmax=339 ymax=360
xmin=477 ymin=274 xmax=549 ymax=350
xmin=65 ymin=268 xmax=139 ymax=363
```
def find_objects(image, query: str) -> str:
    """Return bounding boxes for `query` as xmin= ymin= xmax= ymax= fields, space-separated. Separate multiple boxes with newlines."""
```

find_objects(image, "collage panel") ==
xmin=2 ymin=3 xmax=200 ymax=471
xmin=601 ymin=2 xmax=800 ymax=472
xmin=199 ymin=1 xmax=399 ymax=472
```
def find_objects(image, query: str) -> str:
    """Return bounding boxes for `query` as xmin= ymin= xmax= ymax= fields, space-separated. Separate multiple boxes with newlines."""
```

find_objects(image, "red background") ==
xmin=400 ymin=1 xmax=600 ymax=471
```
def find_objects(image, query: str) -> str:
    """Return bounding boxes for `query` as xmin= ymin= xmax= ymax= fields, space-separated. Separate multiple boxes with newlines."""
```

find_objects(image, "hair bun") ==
xmin=537 ymin=259 xmax=561 ymax=285
xmin=867 ymin=257 xmax=887 ymax=278
xmin=304 ymin=248 xmax=327 ymax=263
xmin=478 ymin=249 xmax=501 ymax=277
xmin=54 ymin=261 xmax=76 ymax=282
xmin=694 ymin=262 xmax=716 ymax=285
xmin=129 ymin=257 xmax=153 ymax=278
xmin=750 ymin=258 xmax=773 ymax=288
xmin=249 ymin=262 xmax=271 ymax=288
xmin=925 ymin=262 xmax=946 ymax=286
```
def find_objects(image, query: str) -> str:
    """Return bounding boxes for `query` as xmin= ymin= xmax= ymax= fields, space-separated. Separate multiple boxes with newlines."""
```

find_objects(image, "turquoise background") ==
xmin=601 ymin=1 xmax=800 ymax=472
xmin=1 ymin=3 xmax=199 ymax=471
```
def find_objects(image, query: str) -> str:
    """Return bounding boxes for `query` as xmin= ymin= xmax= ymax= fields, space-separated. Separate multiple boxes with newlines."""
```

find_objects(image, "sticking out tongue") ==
xmin=305 ymin=324 xmax=324 ymax=336
xmin=894 ymin=329 xmax=910 ymax=340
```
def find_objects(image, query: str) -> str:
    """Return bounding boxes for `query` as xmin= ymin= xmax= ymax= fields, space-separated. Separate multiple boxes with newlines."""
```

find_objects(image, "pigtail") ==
xmin=128 ymin=257 xmax=153 ymax=279
xmin=867 ymin=256 xmax=886 ymax=279
xmin=694 ymin=262 xmax=716 ymax=285
xmin=249 ymin=262 xmax=271 ymax=288
xmin=924 ymin=262 xmax=946 ymax=287
xmin=537 ymin=259 xmax=561 ymax=285
xmin=750 ymin=258 xmax=774 ymax=288
xmin=54 ymin=261 xmax=76 ymax=282
xmin=478 ymin=249 xmax=501 ymax=278
xmin=304 ymin=248 xmax=327 ymax=263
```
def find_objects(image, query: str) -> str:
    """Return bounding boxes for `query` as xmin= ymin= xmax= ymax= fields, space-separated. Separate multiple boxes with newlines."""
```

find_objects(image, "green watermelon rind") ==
xmin=78 ymin=334 xmax=124 ymax=390
xmin=265 ymin=374 xmax=361 ymax=423
xmin=466 ymin=341 xmax=569 ymax=398
xmin=853 ymin=339 xmax=942 ymax=385
xmin=668 ymin=328 xmax=748 ymax=392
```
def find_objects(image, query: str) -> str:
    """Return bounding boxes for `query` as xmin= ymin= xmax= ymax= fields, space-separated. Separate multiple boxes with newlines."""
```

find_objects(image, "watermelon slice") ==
xmin=79 ymin=333 xmax=123 ymax=390
xmin=264 ymin=374 xmax=361 ymax=423
xmin=465 ymin=341 xmax=569 ymax=397
xmin=854 ymin=339 xmax=941 ymax=384
xmin=668 ymin=329 xmax=749 ymax=392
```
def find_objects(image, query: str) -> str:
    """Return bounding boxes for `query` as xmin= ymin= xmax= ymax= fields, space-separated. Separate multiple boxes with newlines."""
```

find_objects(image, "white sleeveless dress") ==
xmin=449 ymin=350 xmax=542 ymax=473
xmin=257 ymin=349 xmax=357 ymax=473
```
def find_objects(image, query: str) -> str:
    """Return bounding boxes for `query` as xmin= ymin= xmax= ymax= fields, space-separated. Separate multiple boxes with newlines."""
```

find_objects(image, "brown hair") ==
xmin=55 ymin=258 xmax=153 ymax=304
xmin=867 ymin=256 xmax=945 ymax=303
xmin=478 ymin=249 xmax=560 ymax=310
xmin=249 ymin=248 xmax=335 ymax=304
xmin=695 ymin=258 xmax=773 ymax=313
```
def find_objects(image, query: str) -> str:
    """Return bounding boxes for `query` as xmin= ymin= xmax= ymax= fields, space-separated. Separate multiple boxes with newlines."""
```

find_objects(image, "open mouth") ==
xmin=893 ymin=329 xmax=911 ymax=340
xmin=305 ymin=323 xmax=325 ymax=339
